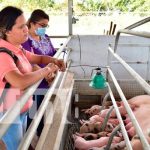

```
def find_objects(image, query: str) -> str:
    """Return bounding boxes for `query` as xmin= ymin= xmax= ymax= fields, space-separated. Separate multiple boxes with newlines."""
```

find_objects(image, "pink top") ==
xmin=0 ymin=39 xmax=34 ymax=113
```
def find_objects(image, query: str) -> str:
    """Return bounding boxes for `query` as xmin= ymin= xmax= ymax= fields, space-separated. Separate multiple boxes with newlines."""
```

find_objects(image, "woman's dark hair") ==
xmin=0 ymin=6 xmax=23 ymax=39
xmin=27 ymin=9 xmax=49 ymax=28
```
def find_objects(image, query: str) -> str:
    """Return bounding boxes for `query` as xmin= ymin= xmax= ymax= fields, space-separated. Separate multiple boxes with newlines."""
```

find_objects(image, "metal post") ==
xmin=68 ymin=0 xmax=73 ymax=35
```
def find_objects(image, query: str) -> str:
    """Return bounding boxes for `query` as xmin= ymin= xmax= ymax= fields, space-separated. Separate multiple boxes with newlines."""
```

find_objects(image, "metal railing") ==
xmin=0 ymin=37 xmax=72 ymax=146
xmin=107 ymin=68 xmax=150 ymax=149
xmin=106 ymin=81 xmax=132 ymax=150
xmin=18 ymin=59 xmax=72 ymax=150
xmin=107 ymin=16 xmax=150 ymax=150
xmin=114 ymin=16 xmax=150 ymax=52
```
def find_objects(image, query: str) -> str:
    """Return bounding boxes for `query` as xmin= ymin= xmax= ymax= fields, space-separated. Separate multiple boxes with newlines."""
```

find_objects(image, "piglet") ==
xmin=88 ymin=140 xmax=126 ymax=150
xmin=127 ymin=126 xmax=136 ymax=138
xmin=73 ymin=135 xmax=121 ymax=150
xmin=82 ymin=105 xmax=102 ymax=117
xmin=125 ymin=122 xmax=133 ymax=130
xmin=131 ymin=136 xmax=143 ymax=150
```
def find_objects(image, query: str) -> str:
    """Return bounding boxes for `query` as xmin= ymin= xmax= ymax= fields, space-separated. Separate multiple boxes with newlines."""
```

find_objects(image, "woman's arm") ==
xmin=29 ymin=54 xmax=66 ymax=72
xmin=32 ymin=64 xmax=56 ymax=86
xmin=5 ymin=63 xmax=58 ymax=90
xmin=29 ymin=53 xmax=55 ymax=64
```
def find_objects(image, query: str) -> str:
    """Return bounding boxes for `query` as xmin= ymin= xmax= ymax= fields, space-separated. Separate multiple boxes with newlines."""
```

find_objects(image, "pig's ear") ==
xmin=81 ymin=109 xmax=87 ymax=112
xmin=79 ymin=119 xmax=86 ymax=125
xmin=75 ymin=132 xmax=84 ymax=137
xmin=130 ymin=103 xmax=139 ymax=110
xmin=116 ymin=101 xmax=122 ymax=106
xmin=72 ymin=134 xmax=78 ymax=141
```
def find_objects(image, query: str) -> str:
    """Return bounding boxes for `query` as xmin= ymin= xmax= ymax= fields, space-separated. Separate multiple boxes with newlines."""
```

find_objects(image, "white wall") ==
xmin=68 ymin=35 xmax=150 ymax=80
xmin=67 ymin=35 xmax=150 ymax=98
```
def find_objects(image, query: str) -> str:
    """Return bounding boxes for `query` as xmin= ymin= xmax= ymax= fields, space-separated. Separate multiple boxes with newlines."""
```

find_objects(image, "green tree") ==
xmin=111 ymin=0 xmax=131 ymax=11
xmin=0 ymin=0 xmax=55 ymax=12
xmin=129 ymin=0 xmax=148 ymax=12
xmin=0 ymin=0 xmax=149 ymax=13
xmin=76 ymin=0 xmax=101 ymax=11
xmin=76 ymin=0 xmax=150 ymax=12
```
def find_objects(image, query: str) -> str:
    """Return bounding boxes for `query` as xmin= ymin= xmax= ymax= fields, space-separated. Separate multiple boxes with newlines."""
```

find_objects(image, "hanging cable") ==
xmin=100 ymin=106 xmax=114 ymax=132
xmin=105 ymin=125 xmax=121 ymax=150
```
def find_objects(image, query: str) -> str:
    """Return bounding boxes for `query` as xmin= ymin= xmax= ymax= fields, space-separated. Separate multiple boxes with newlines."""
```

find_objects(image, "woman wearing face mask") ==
xmin=22 ymin=9 xmax=56 ymax=57
xmin=22 ymin=9 xmax=58 ymax=139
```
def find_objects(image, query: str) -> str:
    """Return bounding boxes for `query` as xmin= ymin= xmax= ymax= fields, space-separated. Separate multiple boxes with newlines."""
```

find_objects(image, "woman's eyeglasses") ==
xmin=35 ymin=22 xmax=49 ymax=28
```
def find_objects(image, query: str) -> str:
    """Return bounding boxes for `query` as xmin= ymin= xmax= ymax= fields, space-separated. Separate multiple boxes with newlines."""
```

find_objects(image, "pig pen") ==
xmin=39 ymin=78 xmax=147 ymax=150
xmin=61 ymin=80 xmax=145 ymax=150
xmin=59 ymin=81 xmax=146 ymax=150
xmin=35 ymin=18 xmax=150 ymax=150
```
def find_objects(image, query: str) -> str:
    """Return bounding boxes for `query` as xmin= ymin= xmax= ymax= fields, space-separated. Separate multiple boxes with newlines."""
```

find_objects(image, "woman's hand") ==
xmin=46 ymin=63 xmax=58 ymax=74
xmin=45 ymin=63 xmax=58 ymax=85
xmin=45 ymin=72 xmax=56 ymax=86
xmin=0 ymin=140 xmax=6 ymax=150
xmin=54 ymin=59 xmax=66 ymax=72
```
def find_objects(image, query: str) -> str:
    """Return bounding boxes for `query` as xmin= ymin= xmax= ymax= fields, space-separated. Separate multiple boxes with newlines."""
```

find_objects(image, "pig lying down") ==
xmin=73 ymin=134 xmax=122 ymax=150
xmin=73 ymin=95 xmax=150 ymax=150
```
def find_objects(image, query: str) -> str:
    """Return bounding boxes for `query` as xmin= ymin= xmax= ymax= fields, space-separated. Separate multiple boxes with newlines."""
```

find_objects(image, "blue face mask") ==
xmin=35 ymin=27 xmax=46 ymax=36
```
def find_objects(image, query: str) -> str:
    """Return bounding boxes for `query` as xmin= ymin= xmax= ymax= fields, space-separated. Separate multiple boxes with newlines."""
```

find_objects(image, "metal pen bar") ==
xmin=0 ymin=80 xmax=42 ymax=139
xmin=114 ymin=32 xmax=120 ymax=52
xmin=53 ymin=80 xmax=74 ymax=150
xmin=113 ymin=16 xmax=150 ymax=52
xmin=18 ymin=50 xmax=71 ymax=150
xmin=0 ymin=37 xmax=72 ymax=139
xmin=19 ymin=71 xmax=62 ymax=150
xmin=107 ymin=68 xmax=150 ymax=150
xmin=68 ymin=0 xmax=73 ymax=35
xmin=108 ymin=46 xmax=150 ymax=95
xmin=53 ymin=36 xmax=71 ymax=58
xmin=125 ymin=17 xmax=150 ymax=30
xmin=107 ymin=83 xmax=132 ymax=150
xmin=114 ymin=30 xmax=150 ymax=52
xmin=57 ymin=60 xmax=72 ymax=89
xmin=119 ymin=29 xmax=150 ymax=38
